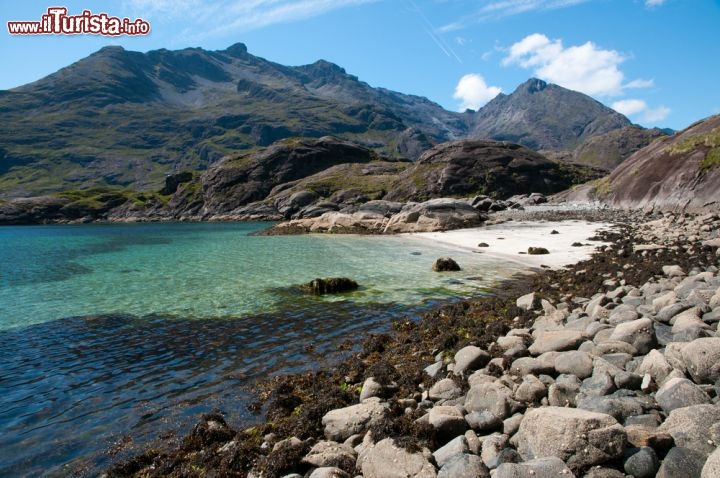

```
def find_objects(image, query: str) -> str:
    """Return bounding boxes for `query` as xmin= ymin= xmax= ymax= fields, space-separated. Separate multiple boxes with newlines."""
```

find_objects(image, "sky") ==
xmin=2 ymin=1 xmax=719 ymax=131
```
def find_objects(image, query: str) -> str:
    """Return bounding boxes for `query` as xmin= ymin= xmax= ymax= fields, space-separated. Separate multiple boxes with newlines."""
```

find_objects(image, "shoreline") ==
xmin=84 ymin=211 xmax=720 ymax=476
xmin=407 ymin=219 xmax=612 ymax=270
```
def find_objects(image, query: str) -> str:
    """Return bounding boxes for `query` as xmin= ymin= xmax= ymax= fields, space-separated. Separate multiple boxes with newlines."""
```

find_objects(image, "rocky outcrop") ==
xmin=385 ymin=140 xmax=605 ymax=202
xmin=263 ymin=198 xmax=487 ymax=235
xmin=561 ymin=115 xmax=720 ymax=212
xmin=571 ymin=125 xmax=668 ymax=171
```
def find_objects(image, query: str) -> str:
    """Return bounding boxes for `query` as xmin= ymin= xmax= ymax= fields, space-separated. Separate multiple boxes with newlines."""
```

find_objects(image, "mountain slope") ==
xmin=0 ymin=43 xmax=465 ymax=197
xmin=469 ymin=79 xmax=631 ymax=152
xmin=0 ymin=44 xmax=650 ymax=198
xmin=603 ymin=115 xmax=720 ymax=211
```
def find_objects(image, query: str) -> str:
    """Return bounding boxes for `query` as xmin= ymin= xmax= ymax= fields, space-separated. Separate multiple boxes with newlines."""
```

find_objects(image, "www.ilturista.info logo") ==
xmin=7 ymin=7 xmax=150 ymax=36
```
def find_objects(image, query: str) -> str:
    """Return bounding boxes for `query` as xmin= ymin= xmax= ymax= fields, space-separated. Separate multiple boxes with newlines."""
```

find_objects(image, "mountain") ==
xmin=570 ymin=125 xmax=668 ymax=170
xmin=468 ymin=79 xmax=632 ymax=152
xmin=561 ymin=115 xmax=720 ymax=212
xmin=0 ymin=43 xmax=655 ymax=198
xmin=0 ymin=43 xmax=465 ymax=197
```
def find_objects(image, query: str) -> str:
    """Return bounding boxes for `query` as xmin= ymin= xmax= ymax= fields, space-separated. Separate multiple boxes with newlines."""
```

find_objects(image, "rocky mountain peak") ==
xmin=224 ymin=42 xmax=249 ymax=58
xmin=519 ymin=78 xmax=548 ymax=94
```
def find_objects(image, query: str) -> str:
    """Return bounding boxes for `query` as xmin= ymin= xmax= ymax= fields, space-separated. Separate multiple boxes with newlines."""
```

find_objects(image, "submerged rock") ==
xmin=301 ymin=277 xmax=359 ymax=295
xmin=432 ymin=257 xmax=461 ymax=272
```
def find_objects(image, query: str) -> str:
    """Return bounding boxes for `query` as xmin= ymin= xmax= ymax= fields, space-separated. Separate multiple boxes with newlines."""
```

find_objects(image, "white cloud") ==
xmin=645 ymin=0 xmax=666 ymax=7
xmin=453 ymin=73 xmax=502 ymax=111
xmin=502 ymin=33 xmax=657 ymax=97
xmin=612 ymin=98 xmax=670 ymax=123
xmin=612 ymin=99 xmax=648 ymax=116
xmin=642 ymin=106 xmax=671 ymax=122
xmin=625 ymin=78 xmax=655 ymax=89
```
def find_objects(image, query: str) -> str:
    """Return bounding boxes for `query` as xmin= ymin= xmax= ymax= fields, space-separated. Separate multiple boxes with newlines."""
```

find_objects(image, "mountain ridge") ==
xmin=0 ymin=42 xmax=654 ymax=198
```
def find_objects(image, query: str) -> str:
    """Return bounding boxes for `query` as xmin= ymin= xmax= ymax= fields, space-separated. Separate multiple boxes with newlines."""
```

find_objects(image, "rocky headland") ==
xmin=104 ymin=209 xmax=720 ymax=478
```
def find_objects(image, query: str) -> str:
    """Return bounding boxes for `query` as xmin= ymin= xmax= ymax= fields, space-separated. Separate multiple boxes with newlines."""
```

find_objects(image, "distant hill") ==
xmin=571 ymin=125 xmax=668 ymax=170
xmin=0 ymin=44 xmax=657 ymax=198
xmin=561 ymin=115 xmax=720 ymax=212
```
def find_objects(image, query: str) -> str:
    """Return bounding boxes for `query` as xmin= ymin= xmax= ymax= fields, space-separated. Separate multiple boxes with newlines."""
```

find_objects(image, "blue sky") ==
xmin=2 ymin=1 xmax=719 ymax=130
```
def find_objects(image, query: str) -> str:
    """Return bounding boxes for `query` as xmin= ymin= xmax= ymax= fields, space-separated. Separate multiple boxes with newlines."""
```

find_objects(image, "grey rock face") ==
xmin=681 ymin=337 xmax=720 ymax=384
xmin=655 ymin=377 xmax=711 ymax=413
xmin=357 ymin=438 xmax=437 ymax=478
xmin=656 ymin=446 xmax=707 ymax=478
xmin=437 ymin=453 xmax=489 ymax=478
xmin=495 ymin=457 xmax=575 ymax=478
xmin=515 ymin=407 xmax=627 ymax=471
xmin=321 ymin=398 xmax=388 ymax=441
xmin=659 ymin=404 xmax=720 ymax=455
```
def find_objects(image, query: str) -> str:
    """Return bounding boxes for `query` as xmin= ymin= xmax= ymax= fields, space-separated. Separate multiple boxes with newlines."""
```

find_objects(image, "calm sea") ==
xmin=0 ymin=222 xmax=521 ymax=476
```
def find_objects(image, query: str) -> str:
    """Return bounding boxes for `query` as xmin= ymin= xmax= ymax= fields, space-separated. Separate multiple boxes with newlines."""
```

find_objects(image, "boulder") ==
xmin=437 ymin=453 xmax=489 ymax=478
xmin=432 ymin=257 xmax=461 ymax=272
xmin=553 ymin=351 xmax=594 ymax=379
xmin=432 ymin=435 xmax=468 ymax=468
xmin=357 ymin=438 xmax=437 ymax=478
xmin=623 ymin=446 xmax=659 ymax=478
xmin=659 ymin=404 xmax=720 ymax=455
xmin=465 ymin=382 xmax=516 ymax=419
xmin=528 ymin=330 xmax=584 ymax=355
xmin=656 ymin=447 xmax=707 ymax=478
xmin=656 ymin=377 xmax=711 ymax=413
xmin=428 ymin=378 xmax=463 ymax=401
xmin=495 ymin=457 xmax=574 ymax=478
xmin=702 ymin=446 xmax=720 ymax=478
xmin=465 ymin=411 xmax=503 ymax=433
xmin=302 ymin=441 xmax=358 ymax=475
xmin=308 ymin=467 xmax=351 ymax=478
xmin=514 ymin=407 xmax=627 ymax=471
xmin=516 ymin=292 xmax=536 ymax=311
xmin=428 ymin=406 xmax=467 ymax=443
xmin=681 ymin=337 xmax=720 ymax=384
xmin=301 ymin=277 xmax=359 ymax=295
xmin=454 ymin=345 xmax=490 ymax=375
xmin=527 ymin=247 xmax=550 ymax=255
xmin=608 ymin=318 xmax=657 ymax=355
xmin=384 ymin=198 xmax=484 ymax=234
xmin=322 ymin=398 xmax=388 ymax=441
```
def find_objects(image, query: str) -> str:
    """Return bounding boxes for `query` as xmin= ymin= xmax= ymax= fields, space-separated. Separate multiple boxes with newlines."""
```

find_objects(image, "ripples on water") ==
xmin=0 ymin=297 xmax=447 ymax=476
xmin=0 ymin=223 xmax=517 ymax=476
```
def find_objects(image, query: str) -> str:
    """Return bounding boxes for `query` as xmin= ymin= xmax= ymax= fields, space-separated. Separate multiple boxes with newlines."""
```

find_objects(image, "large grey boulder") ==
xmin=514 ymin=407 xmax=627 ymax=471
xmin=608 ymin=318 xmax=657 ymax=355
xmin=302 ymin=441 xmax=357 ymax=474
xmin=383 ymin=198 xmax=484 ymax=233
xmin=428 ymin=378 xmax=463 ymax=401
xmin=495 ymin=457 xmax=575 ymax=478
xmin=528 ymin=330 xmax=584 ymax=355
xmin=437 ymin=453 xmax=489 ymax=478
xmin=702 ymin=446 xmax=720 ymax=478
xmin=656 ymin=446 xmax=707 ymax=478
xmin=465 ymin=382 xmax=516 ymax=419
xmin=681 ymin=337 xmax=720 ymax=384
xmin=554 ymin=350 xmax=594 ymax=379
xmin=659 ymin=404 xmax=720 ymax=455
xmin=656 ymin=377 xmax=711 ymax=413
xmin=428 ymin=405 xmax=467 ymax=442
xmin=356 ymin=438 xmax=437 ymax=478
xmin=454 ymin=345 xmax=491 ymax=375
xmin=322 ymin=398 xmax=388 ymax=441
xmin=432 ymin=435 xmax=468 ymax=468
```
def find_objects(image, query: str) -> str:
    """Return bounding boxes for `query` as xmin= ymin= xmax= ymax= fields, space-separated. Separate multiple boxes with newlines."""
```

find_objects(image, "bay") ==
xmin=0 ymin=222 xmax=521 ymax=476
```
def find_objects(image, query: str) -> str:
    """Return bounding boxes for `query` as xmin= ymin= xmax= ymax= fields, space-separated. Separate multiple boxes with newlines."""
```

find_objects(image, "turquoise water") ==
xmin=0 ymin=222 xmax=518 ymax=330
xmin=0 ymin=222 xmax=521 ymax=476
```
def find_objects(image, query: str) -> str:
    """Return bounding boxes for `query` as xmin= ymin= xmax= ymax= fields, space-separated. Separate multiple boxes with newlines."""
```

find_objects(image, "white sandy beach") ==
xmin=409 ymin=219 xmax=612 ymax=269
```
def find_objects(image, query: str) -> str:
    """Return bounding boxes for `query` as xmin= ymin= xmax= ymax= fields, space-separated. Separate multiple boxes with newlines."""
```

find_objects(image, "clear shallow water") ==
xmin=0 ymin=222 xmax=521 ymax=476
